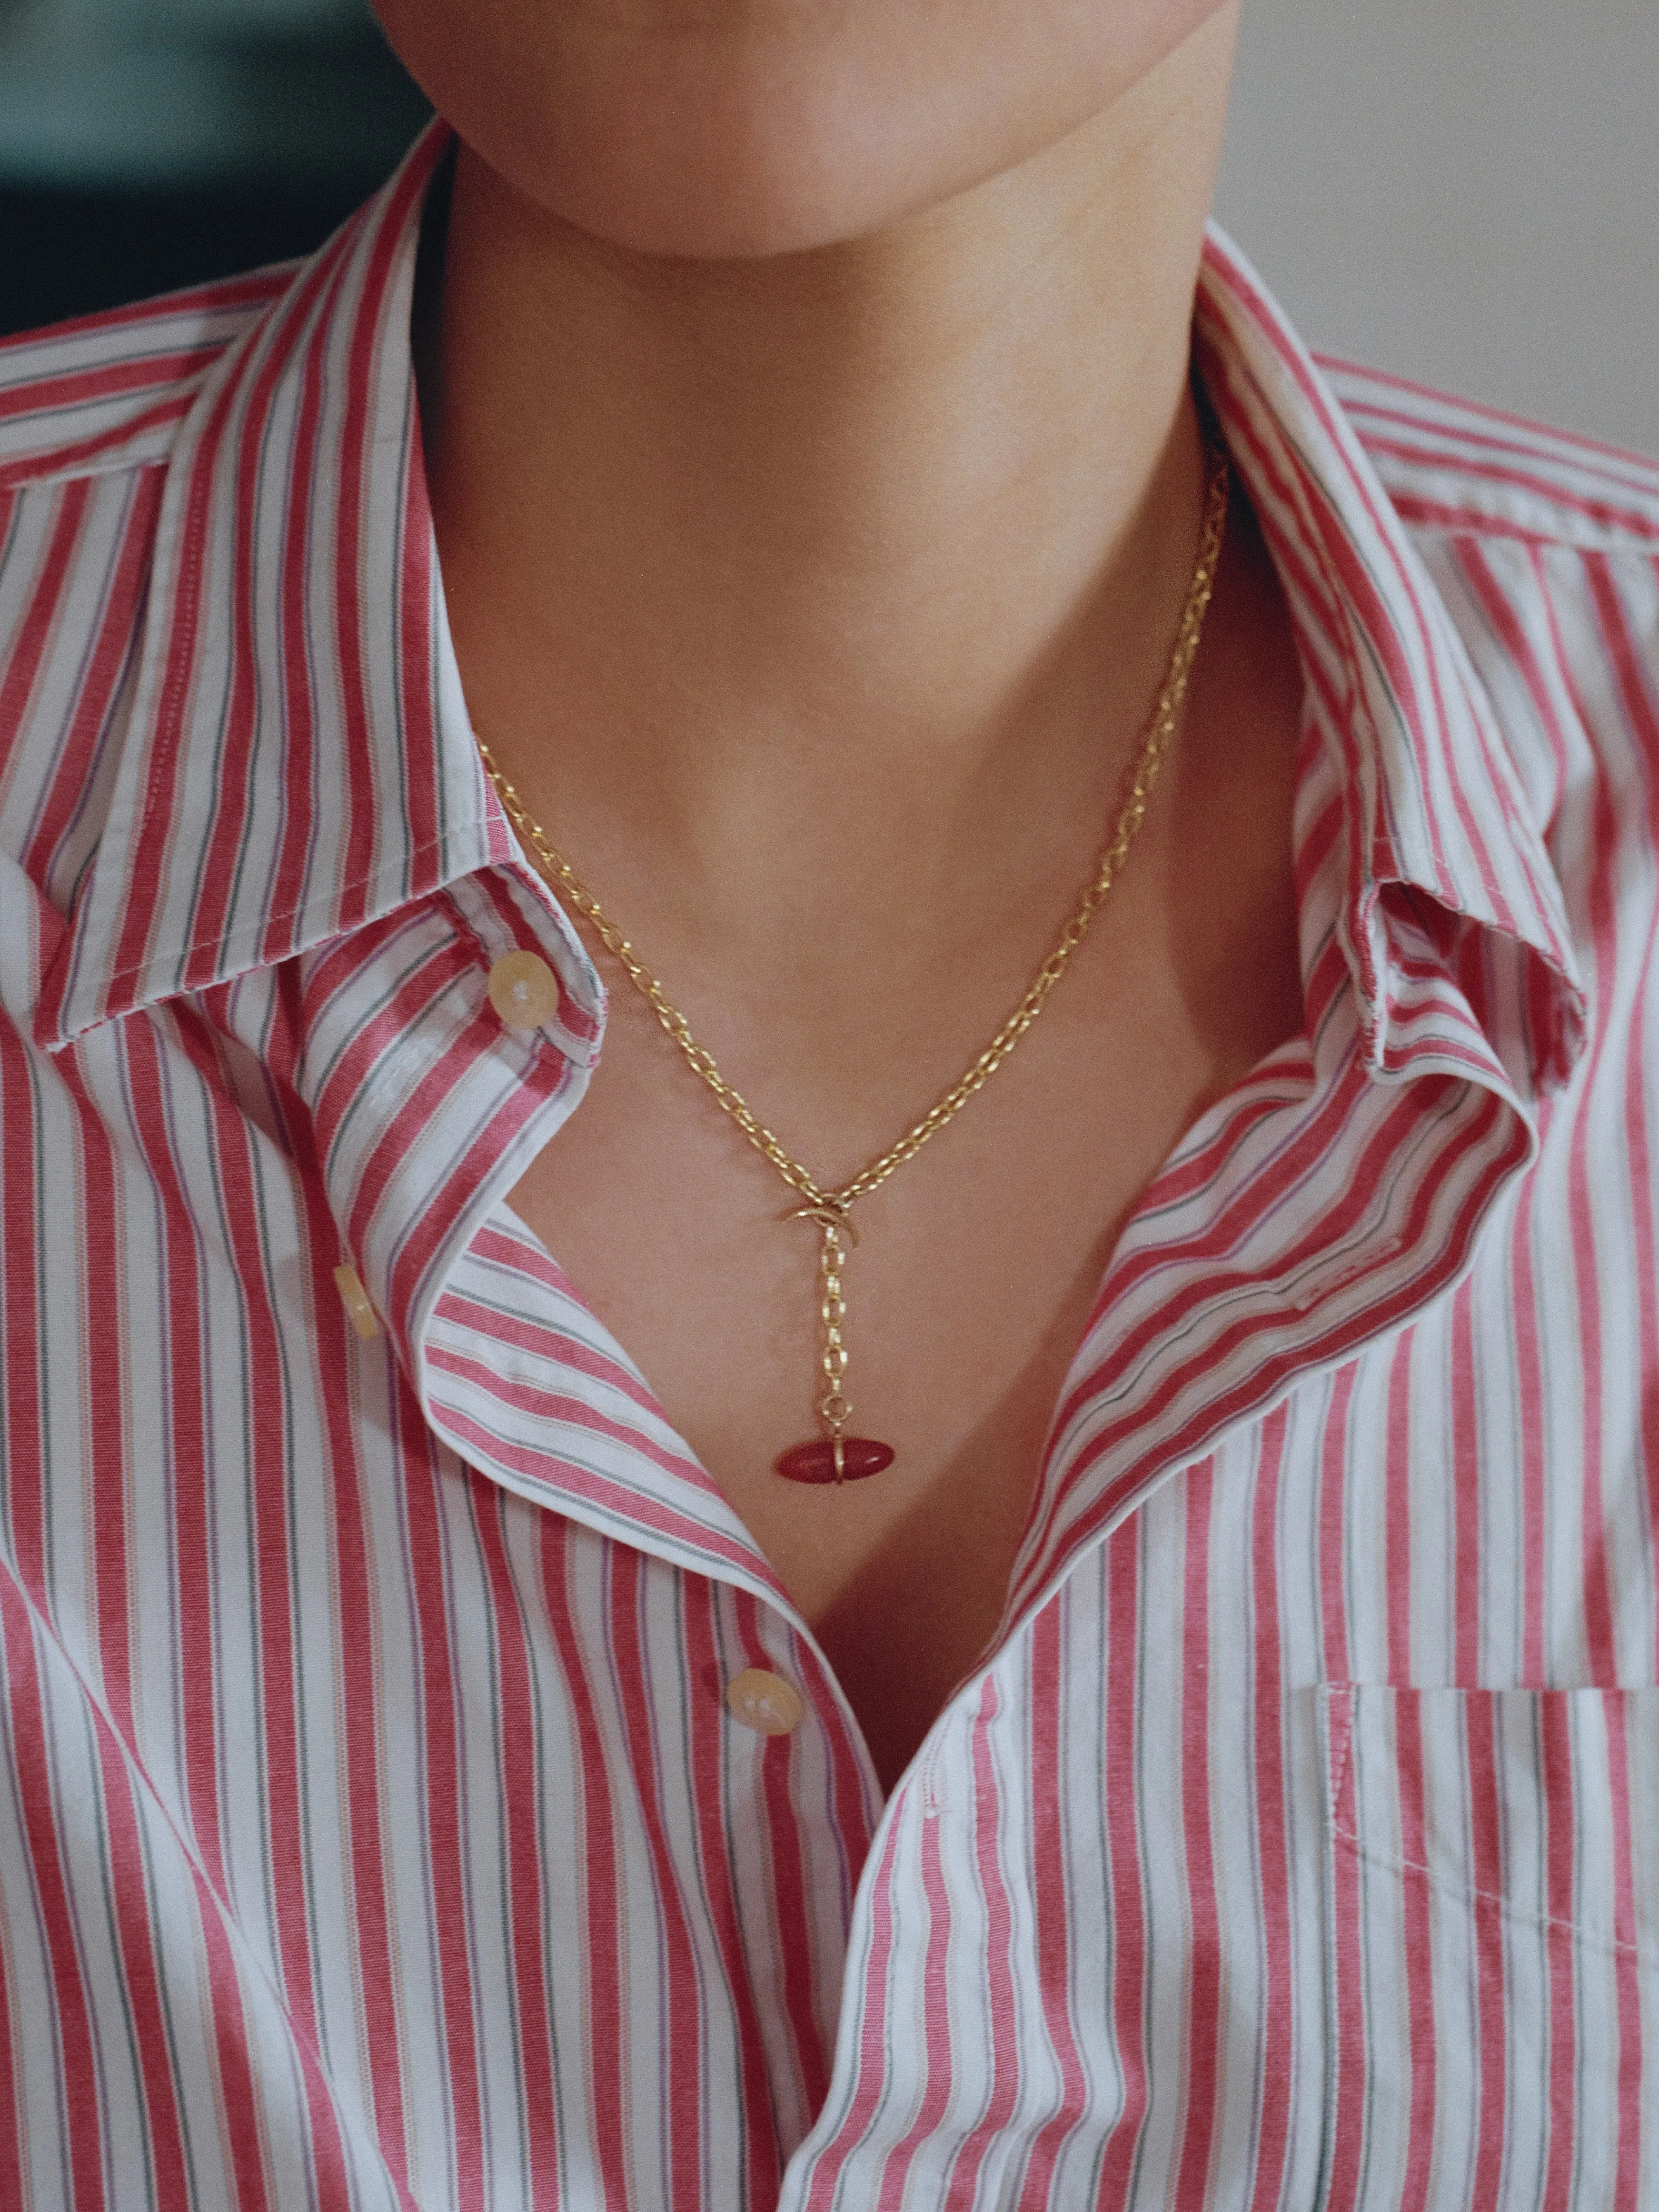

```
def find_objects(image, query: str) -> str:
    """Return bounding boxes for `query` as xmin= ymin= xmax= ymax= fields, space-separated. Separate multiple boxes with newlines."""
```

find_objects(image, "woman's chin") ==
xmin=450 ymin=61 xmax=1067 ymax=262
xmin=377 ymin=0 xmax=1237 ymax=262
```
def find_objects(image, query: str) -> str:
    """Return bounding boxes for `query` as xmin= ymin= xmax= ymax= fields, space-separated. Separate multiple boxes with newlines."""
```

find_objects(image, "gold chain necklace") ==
xmin=479 ymin=433 xmax=1229 ymax=1485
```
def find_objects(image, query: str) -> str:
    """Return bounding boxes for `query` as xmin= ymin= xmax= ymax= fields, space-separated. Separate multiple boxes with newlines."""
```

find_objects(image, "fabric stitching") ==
xmin=1326 ymin=1698 xmax=1357 ymax=1810
xmin=1328 ymin=1823 xmax=1657 ymax=1967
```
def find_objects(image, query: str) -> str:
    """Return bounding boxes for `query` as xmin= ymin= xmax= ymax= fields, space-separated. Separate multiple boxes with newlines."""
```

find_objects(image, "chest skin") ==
xmin=507 ymin=507 xmax=1306 ymax=1792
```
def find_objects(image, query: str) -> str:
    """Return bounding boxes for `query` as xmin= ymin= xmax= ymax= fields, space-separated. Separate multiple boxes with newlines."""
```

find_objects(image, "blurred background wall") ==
xmin=1 ymin=0 xmax=1654 ymax=458
xmin=1214 ymin=0 xmax=1659 ymax=457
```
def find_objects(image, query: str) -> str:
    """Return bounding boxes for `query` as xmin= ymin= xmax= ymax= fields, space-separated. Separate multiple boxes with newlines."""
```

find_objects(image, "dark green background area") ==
xmin=0 ymin=11 xmax=432 ymax=338
xmin=1 ymin=178 xmax=391 ymax=333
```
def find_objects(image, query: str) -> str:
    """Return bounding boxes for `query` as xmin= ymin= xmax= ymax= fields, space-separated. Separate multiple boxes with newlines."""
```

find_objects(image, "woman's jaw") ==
xmin=371 ymin=0 xmax=1237 ymax=261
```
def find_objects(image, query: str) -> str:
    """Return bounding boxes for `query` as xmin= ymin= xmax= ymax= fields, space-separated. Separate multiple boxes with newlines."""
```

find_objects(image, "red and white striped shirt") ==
xmin=2 ymin=122 xmax=1658 ymax=2210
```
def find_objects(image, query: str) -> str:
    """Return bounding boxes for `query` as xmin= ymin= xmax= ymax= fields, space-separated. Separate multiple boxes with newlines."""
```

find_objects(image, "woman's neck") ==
xmin=416 ymin=12 xmax=1236 ymax=961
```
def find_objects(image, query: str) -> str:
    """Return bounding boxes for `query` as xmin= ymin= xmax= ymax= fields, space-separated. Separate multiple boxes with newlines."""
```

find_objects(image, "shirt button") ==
xmin=332 ymin=1263 xmax=382 ymax=1341
xmin=725 ymin=1668 xmax=805 ymax=1736
xmin=487 ymin=949 xmax=561 ymax=1031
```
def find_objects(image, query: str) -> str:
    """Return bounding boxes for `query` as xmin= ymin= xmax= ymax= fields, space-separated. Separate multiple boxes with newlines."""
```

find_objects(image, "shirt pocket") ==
xmin=1316 ymin=1686 xmax=1659 ymax=2211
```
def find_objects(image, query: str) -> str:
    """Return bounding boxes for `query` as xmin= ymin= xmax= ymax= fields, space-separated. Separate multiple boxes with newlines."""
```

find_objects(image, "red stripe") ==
xmin=1450 ymin=1285 xmax=1483 ymax=1683
xmin=260 ymin=251 xmax=347 ymax=952
xmin=1606 ymin=1695 xmax=1645 ymax=2212
xmin=1510 ymin=1187 xmax=1550 ymax=1689
xmin=1583 ymin=556 xmax=1659 ymax=1682
xmin=732 ymin=1587 xmax=834 ymax=2120
xmin=681 ymin=1582 xmax=788 ymax=2206
xmin=265 ymin=1020 xmax=417 ymax=2195
xmin=397 ymin=1411 xmax=488 ymax=2198
xmin=181 ymin=229 xmax=363 ymax=993
xmin=1383 ymin=1344 xmax=1414 ymax=1684
xmin=0 ymin=1575 xmax=109 ymax=2212
xmin=797 ymin=1813 xmax=904 ymax=2207
xmin=1244 ymin=1410 xmax=1295 ymax=2212
xmin=0 ymin=1857 xmax=27 ymax=2212
xmin=332 ymin=142 xmax=449 ymax=933
xmin=199 ymin=1072 xmax=360 ymax=2201
xmin=89 ymin=1731 xmax=195 ymax=2210
xmin=119 ymin=1013 xmax=227 ymax=1890
xmin=306 ymin=917 xmax=480 ymax=1156
xmin=192 ymin=1905 xmax=278 ymax=2212
xmin=869 ymin=1745 xmax=957 ymax=2208
xmin=0 ymin=1025 xmax=50 ymax=1608
xmin=1040 ymin=1079 xmax=1530 ymax=1604
xmin=1463 ymin=1697 xmax=1508 ymax=2212
xmin=1319 ymin=1367 xmax=1358 ymax=1685
xmin=1093 ymin=1524 xmax=1150 ymax=2199
xmin=21 ymin=470 xmax=166 ymax=894
xmin=436 ymin=1281 xmax=673 ymax=1422
xmin=394 ymin=341 xmax=445 ymax=886
xmin=473 ymin=1488 xmax=563 ymax=2207
xmin=371 ymin=1032 xmax=568 ymax=1337
xmin=0 ymin=270 xmax=288 ymax=360
xmin=48 ymin=1053 xmax=137 ymax=1746
xmin=1321 ymin=1691 xmax=1365 ymax=2212
xmin=1541 ymin=571 xmax=1622 ymax=1685
xmin=0 ymin=392 xmax=207 ymax=494
xmin=428 ymin=1385 xmax=772 ymax=1589
xmin=1018 ymin=1594 xmax=1090 ymax=2201
xmin=933 ymin=1672 xmax=1020 ymax=2204
xmin=85 ymin=305 xmax=258 ymax=1017
xmin=1391 ymin=1698 xmax=1440 ymax=2212
xmin=0 ymin=347 xmax=226 ymax=426
xmin=1172 ymin=1461 xmax=1224 ymax=2204
xmin=1539 ymin=1696 xmax=1580 ymax=2205
xmin=0 ymin=478 xmax=92 ymax=777
xmin=1358 ymin=435 xmax=1659 ymax=543
xmin=1327 ymin=364 xmax=1659 ymax=495
xmin=608 ymin=1543 xmax=707 ymax=2202
xmin=539 ymin=1512 xmax=631 ymax=2208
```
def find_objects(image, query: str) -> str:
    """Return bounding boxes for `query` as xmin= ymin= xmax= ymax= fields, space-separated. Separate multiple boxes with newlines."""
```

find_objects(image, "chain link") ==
xmin=478 ymin=430 xmax=1230 ymax=1453
xmin=817 ymin=1221 xmax=852 ymax=1429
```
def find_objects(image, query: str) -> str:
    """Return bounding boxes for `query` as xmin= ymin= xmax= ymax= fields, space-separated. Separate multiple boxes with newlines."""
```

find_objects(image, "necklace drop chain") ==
xmin=479 ymin=428 xmax=1231 ymax=1485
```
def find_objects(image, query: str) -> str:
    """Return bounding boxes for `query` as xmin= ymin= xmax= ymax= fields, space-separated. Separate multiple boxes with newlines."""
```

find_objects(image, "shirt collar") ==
xmin=1193 ymin=230 xmax=1584 ymax=1092
xmin=36 ymin=121 xmax=514 ymax=1052
xmin=39 ymin=127 xmax=1585 ymax=1098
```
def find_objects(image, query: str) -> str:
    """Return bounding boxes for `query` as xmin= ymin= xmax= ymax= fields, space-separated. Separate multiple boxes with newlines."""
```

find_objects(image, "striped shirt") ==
xmin=2 ymin=120 xmax=1659 ymax=2211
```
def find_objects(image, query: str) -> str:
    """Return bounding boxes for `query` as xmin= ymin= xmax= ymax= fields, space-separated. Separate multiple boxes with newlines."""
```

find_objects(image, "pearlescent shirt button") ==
xmin=725 ymin=1669 xmax=805 ymax=1736
xmin=487 ymin=949 xmax=561 ymax=1031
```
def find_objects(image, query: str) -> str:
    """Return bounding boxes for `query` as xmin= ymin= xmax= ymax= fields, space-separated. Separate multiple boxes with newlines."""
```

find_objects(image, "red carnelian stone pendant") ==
xmin=774 ymin=1437 xmax=896 ymax=1485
